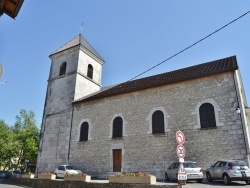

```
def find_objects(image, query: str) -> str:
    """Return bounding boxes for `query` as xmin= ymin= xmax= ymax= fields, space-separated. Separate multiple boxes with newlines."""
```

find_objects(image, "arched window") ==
xmin=199 ymin=103 xmax=216 ymax=128
xmin=152 ymin=110 xmax=165 ymax=134
xmin=87 ymin=64 xmax=93 ymax=79
xmin=112 ymin=117 xmax=123 ymax=138
xmin=59 ymin=62 xmax=67 ymax=76
xmin=80 ymin=122 xmax=89 ymax=141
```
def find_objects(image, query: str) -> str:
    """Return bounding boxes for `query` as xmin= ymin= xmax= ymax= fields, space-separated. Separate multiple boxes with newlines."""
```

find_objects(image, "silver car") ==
xmin=165 ymin=161 xmax=203 ymax=182
xmin=54 ymin=165 xmax=83 ymax=178
xmin=206 ymin=160 xmax=250 ymax=185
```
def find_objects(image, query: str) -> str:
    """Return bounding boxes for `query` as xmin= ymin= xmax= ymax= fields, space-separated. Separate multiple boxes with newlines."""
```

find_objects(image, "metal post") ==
xmin=24 ymin=160 xmax=29 ymax=173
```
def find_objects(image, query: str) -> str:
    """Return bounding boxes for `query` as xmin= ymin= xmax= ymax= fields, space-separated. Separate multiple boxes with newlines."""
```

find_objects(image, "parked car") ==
xmin=54 ymin=165 xmax=83 ymax=178
xmin=0 ymin=171 xmax=12 ymax=179
xmin=206 ymin=160 xmax=250 ymax=185
xmin=12 ymin=170 xmax=22 ymax=178
xmin=0 ymin=171 xmax=5 ymax=178
xmin=165 ymin=161 xmax=203 ymax=182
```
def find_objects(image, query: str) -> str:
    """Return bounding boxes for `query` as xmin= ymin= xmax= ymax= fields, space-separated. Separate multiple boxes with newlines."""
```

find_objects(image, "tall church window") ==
xmin=87 ymin=64 xmax=93 ymax=79
xmin=112 ymin=117 xmax=123 ymax=138
xmin=80 ymin=122 xmax=89 ymax=141
xmin=59 ymin=62 xmax=67 ymax=76
xmin=199 ymin=103 xmax=216 ymax=128
xmin=152 ymin=110 xmax=165 ymax=134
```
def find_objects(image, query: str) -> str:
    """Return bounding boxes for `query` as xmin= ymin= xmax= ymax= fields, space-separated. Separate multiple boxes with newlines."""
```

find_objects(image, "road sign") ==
xmin=178 ymin=174 xmax=187 ymax=180
xmin=176 ymin=144 xmax=186 ymax=158
xmin=179 ymin=158 xmax=184 ymax=162
xmin=175 ymin=131 xmax=186 ymax=187
xmin=178 ymin=163 xmax=187 ymax=180
xmin=178 ymin=163 xmax=186 ymax=174
xmin=176 ymin=130 xmax=185 ymax=145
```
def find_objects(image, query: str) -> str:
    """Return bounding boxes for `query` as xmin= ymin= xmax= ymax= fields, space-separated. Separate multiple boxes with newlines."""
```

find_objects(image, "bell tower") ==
xmin=37 ymin=34 xmax=105 ymax=173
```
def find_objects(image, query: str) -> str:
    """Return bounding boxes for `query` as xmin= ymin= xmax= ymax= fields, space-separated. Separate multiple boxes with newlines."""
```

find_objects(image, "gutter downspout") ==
xmin=67 ymin=104 xmax=74 ymax=165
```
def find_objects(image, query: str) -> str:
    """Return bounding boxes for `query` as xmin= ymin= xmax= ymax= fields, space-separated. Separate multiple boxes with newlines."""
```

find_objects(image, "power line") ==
xmin=129 ymin=10 xmax=250 ymax=81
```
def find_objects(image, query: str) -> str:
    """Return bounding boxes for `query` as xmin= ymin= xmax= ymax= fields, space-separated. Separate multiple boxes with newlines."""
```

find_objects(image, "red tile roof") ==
xmin=73 ymin=56 xmax=238 ymax=104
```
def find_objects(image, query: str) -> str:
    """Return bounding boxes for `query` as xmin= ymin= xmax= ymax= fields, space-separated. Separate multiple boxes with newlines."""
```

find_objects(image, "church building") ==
xmin=37 ymin=34 xmax=250 ymax=179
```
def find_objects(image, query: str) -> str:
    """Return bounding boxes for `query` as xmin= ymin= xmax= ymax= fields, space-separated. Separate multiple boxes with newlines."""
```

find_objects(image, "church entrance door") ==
xmin=113 ymin=149 xmax=122 ymax=172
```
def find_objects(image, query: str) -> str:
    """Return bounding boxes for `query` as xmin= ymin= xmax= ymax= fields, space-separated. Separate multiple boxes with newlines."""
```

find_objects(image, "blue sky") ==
xmin=0 ymin=1 xmax=249 ymax=127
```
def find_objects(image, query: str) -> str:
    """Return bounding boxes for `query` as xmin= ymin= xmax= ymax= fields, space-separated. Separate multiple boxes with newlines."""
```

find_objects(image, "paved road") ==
xmin=0 ymin=184 xmax=29 ymax=188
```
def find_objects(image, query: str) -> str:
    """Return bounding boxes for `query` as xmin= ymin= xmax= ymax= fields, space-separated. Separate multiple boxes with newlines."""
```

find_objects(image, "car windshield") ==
xmin=65 ymin=166 xmax=77 ymax=170
xmin=228 ymin=161 xmax=246 ymax=166
xmin=183 ymin=163 xmax=199 ymax=168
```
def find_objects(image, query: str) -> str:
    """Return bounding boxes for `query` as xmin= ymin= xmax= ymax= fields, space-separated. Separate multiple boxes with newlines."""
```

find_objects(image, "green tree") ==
xmin=0 ymin=120 xmax=16 ymax=169
xmin=13 ymin=109 xmax=39 ymax=171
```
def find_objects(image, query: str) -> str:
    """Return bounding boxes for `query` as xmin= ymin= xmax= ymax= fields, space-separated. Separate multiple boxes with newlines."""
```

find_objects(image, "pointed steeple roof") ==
xmin=50 ymin=34 xmax=104 ymax=61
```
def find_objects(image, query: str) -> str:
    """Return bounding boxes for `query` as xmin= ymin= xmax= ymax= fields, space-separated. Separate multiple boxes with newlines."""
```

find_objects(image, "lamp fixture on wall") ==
xmin=0 ymin=81 xmax=7 ymax=84
xmin=236 ymin=106 xmax=241 ymax=114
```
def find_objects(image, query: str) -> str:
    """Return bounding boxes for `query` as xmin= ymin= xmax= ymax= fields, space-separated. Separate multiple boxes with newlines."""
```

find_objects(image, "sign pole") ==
xmin=176 ymin=130 xmax=186 ymax=187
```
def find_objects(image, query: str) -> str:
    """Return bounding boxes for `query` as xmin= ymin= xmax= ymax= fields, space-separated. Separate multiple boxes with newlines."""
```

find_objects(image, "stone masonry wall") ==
xmin=39 ymin=46 xmax=103 ymax=173
xmin=38 ymin=49 xmax=79 ymax=173
xmin=5 ymin=178 xmax=176 ymax=188
xmin=70 ymin=72 xmax=246 ymax=179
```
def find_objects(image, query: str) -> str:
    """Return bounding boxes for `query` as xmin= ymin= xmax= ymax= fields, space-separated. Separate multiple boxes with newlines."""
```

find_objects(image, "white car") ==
xmin=54 ymin=165 xmax=83 ymax=178
xmin=206 ymin=160 xmax=250 ymax=185
xmin=165 ymin=161 xmax=203 ymax=182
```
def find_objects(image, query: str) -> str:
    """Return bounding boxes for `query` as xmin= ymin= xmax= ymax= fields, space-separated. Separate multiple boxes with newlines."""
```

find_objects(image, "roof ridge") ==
xmin=79 ymin=34 xmax=104 ymax=61
xmin=51 ymin=35 xmax=80 ymax=55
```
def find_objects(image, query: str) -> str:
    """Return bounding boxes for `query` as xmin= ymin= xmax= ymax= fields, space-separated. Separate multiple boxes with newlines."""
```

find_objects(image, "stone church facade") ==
xmin=37 ymin=34 xmax=250 ymax=179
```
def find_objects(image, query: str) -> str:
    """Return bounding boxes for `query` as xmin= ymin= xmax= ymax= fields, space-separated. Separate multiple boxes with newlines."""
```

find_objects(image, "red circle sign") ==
xmin=176 ymin=144 xmax=186 ymax=158
xmin=176 ymin=130 xmax=185 ymax=145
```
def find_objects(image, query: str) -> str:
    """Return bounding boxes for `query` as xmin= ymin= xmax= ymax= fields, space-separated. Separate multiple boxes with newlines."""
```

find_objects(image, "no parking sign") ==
xmin=176 ymin=144 xmax=186 ymax=159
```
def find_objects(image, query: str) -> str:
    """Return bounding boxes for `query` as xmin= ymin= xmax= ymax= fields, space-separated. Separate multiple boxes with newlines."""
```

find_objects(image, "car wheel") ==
xmin=246 ymin=180 xmax=250 ymax=185
xmin=197 ymin=179 xmax=203 ymax=183
xmin=165 ymin=173 xmax=169 ymax=181
xmin=55 ymin=173 xmax=58 ymax=179
xmin=206 ymin=172 xmax=213 ymax=182
xmin=223 ymin=174 xmax=231 ymax=185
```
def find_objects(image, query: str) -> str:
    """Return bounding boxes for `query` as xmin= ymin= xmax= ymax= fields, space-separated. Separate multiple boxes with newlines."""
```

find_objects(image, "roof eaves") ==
xmin=72 ymin=56 xmax=238 ymax=105
xmin=49 ymin=44 xmax=80 ymax=57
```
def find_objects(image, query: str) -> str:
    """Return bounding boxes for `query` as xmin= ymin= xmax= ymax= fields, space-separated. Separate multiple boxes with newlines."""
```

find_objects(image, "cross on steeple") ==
xmin=80 ymin=23 xmax=84 ymax=35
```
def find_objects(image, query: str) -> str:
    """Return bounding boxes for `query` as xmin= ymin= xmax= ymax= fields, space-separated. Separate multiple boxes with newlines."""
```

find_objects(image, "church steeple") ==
xmin=37 ymin=34 xmax=105 ymax=173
